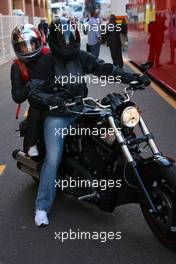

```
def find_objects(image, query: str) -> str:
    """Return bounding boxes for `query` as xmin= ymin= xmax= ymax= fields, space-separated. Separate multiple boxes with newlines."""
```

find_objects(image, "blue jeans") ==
xmin=89 ymin=42 xmax=100 ymax=59
xmin=35 ymin=114 xmax=77 ymax=212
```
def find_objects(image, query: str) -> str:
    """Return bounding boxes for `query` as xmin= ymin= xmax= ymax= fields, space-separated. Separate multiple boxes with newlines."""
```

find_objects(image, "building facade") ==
xmin=0 ymin=0 xmax=48 ymax=18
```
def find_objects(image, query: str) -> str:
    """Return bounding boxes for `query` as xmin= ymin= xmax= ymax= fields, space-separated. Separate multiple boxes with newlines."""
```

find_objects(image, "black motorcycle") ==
xmin=13 ymin=62 xmax=176 ymax=250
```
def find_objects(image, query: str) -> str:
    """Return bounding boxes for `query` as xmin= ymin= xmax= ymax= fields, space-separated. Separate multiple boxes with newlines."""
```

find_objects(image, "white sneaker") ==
xmin=28 ymin=145 xmax=39 ymax=157
xmin=35 ymin=210 xmax=49 ymax=227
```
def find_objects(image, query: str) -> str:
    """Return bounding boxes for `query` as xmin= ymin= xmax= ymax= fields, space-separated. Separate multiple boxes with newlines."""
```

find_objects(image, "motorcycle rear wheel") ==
xmin=140 ymin=164 xmax=176 ymax=251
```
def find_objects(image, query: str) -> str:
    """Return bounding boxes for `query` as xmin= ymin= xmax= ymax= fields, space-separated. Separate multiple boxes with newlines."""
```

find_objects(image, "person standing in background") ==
xmin=100 ymin=17 xmax=107 ymax=44
xmin=148 ymin=13 xmax=167 ymax=67
xmin=120 ymin=18 xmax=128 ymax=51
xmin=87 ymin=11 xmax=101 ymax=58
xmin=106 ymin=14 xmax=123 ymax=69
xmin=168 ymin=6 xmax=176 ymax=64
xmin=38 ymin=19 xmax=49 ymax=46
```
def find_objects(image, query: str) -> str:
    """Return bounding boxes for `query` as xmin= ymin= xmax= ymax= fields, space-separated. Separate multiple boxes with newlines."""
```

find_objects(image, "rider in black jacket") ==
xmin=28 ymin=49 xmax=147 ymax=110
xmin=11 ymin=24 xmax=52 ymax=156
xmin=28 ymin=18 xmax=150 ymax=227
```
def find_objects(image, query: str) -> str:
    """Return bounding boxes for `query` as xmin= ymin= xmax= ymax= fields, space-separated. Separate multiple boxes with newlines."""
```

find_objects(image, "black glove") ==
xmin=133 ymin=74 xmax=151 ymax=87
xmin=47 ymin=96 xmax=65 ymax=111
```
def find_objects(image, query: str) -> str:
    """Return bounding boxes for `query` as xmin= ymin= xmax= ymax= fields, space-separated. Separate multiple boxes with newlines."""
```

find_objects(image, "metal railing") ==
xmin=0 ymin=14 xmax=41 ymax=64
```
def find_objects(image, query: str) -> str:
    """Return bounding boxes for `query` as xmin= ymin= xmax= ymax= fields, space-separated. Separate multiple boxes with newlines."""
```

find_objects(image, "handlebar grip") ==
xmin=49 ymin=101 xmax=77 ymax=111
xmin=65 ymin=102 xmax=77 ymax=107
xmin=49 ymin=105 xmax=58 ymax=111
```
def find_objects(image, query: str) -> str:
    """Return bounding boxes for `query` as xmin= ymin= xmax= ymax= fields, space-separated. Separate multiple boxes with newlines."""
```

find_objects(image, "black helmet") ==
xmin=11 ymin=23 xmax=43 ymax=62
xmin=48 ymin=18 xmax=80 ymax=60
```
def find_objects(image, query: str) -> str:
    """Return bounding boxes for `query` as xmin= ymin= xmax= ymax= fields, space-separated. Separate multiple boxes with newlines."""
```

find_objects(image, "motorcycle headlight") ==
xmin=121 ymin=106 xmax=140 ymax=128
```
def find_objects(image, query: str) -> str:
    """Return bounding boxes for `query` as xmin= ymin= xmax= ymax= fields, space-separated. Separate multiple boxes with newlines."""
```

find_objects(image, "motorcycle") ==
xmin=13 ymin=62 xmax=176 ymax=250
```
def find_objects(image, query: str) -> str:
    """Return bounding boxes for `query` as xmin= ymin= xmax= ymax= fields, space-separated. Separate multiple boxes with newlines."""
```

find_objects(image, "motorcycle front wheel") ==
xmin=140 ymin=164 xmax=176 ymax=251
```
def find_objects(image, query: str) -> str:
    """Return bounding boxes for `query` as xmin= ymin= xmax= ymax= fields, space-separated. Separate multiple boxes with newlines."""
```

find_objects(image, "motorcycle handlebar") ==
xmin=49 ymin=97 xmax=111 ymax=111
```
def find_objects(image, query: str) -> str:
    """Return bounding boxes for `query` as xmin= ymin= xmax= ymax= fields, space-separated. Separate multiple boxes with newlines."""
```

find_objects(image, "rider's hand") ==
xmin=48 ymin=96 xmax=65 ymax=111
xmin=133 ymin=74 xmax=151 ymax=87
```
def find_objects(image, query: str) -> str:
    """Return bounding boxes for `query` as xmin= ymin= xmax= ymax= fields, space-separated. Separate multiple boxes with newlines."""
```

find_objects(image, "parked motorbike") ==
xmin=13 ymin=62 xmax=176 ymax=250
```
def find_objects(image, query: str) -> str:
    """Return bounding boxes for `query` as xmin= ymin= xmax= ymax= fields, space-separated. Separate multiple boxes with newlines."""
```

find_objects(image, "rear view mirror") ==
xmin=140 ymin=62 xmax=154 ymax=73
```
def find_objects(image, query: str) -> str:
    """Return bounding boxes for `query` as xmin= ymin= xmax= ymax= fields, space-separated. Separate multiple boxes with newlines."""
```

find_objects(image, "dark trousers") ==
xmin=109 ymin=46 xmax=123 ymax=68
xmin=148 ymin=44 xmax=162 ymax=66
xmin=25 ymin=107 xmax=43 ymax=149
xmin=88 ymin=42 xmax=101 ymax=59
xmin=170 ymin=40 xmax=176 ymax=63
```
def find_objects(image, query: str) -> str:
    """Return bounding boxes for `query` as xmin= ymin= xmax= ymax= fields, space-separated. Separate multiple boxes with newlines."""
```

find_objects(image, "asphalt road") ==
xmin=0 ymin=45 xmax=176 ymax=264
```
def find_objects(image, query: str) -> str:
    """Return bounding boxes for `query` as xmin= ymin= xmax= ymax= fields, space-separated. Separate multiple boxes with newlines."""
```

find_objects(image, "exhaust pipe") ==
xmin=12 ymin=150 xmax=39 ymax=170
xmin=17 ymin=162 xmax=39 ymax=181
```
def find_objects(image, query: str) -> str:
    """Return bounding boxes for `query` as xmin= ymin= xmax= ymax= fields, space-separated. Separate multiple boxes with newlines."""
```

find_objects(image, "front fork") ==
xmin=139 ymin=116 xmax=160 ymax=155
xmin=108 ymin=115 xmax=160 ymax=213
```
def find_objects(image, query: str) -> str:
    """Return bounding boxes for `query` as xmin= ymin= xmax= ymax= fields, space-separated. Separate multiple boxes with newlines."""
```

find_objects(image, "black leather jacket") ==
xmin=27 ymin=50 xmax=139 ymax=112
xmin=11 ymin=53 xmax=54 ymax=104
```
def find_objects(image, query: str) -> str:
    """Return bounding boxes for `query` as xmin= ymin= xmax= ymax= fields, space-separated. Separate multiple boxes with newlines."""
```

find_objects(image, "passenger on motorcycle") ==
xmin=11 ymin=23 xmax=51 ymax=156
xmin=28 ymin=18 xmax=150 ymax=226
